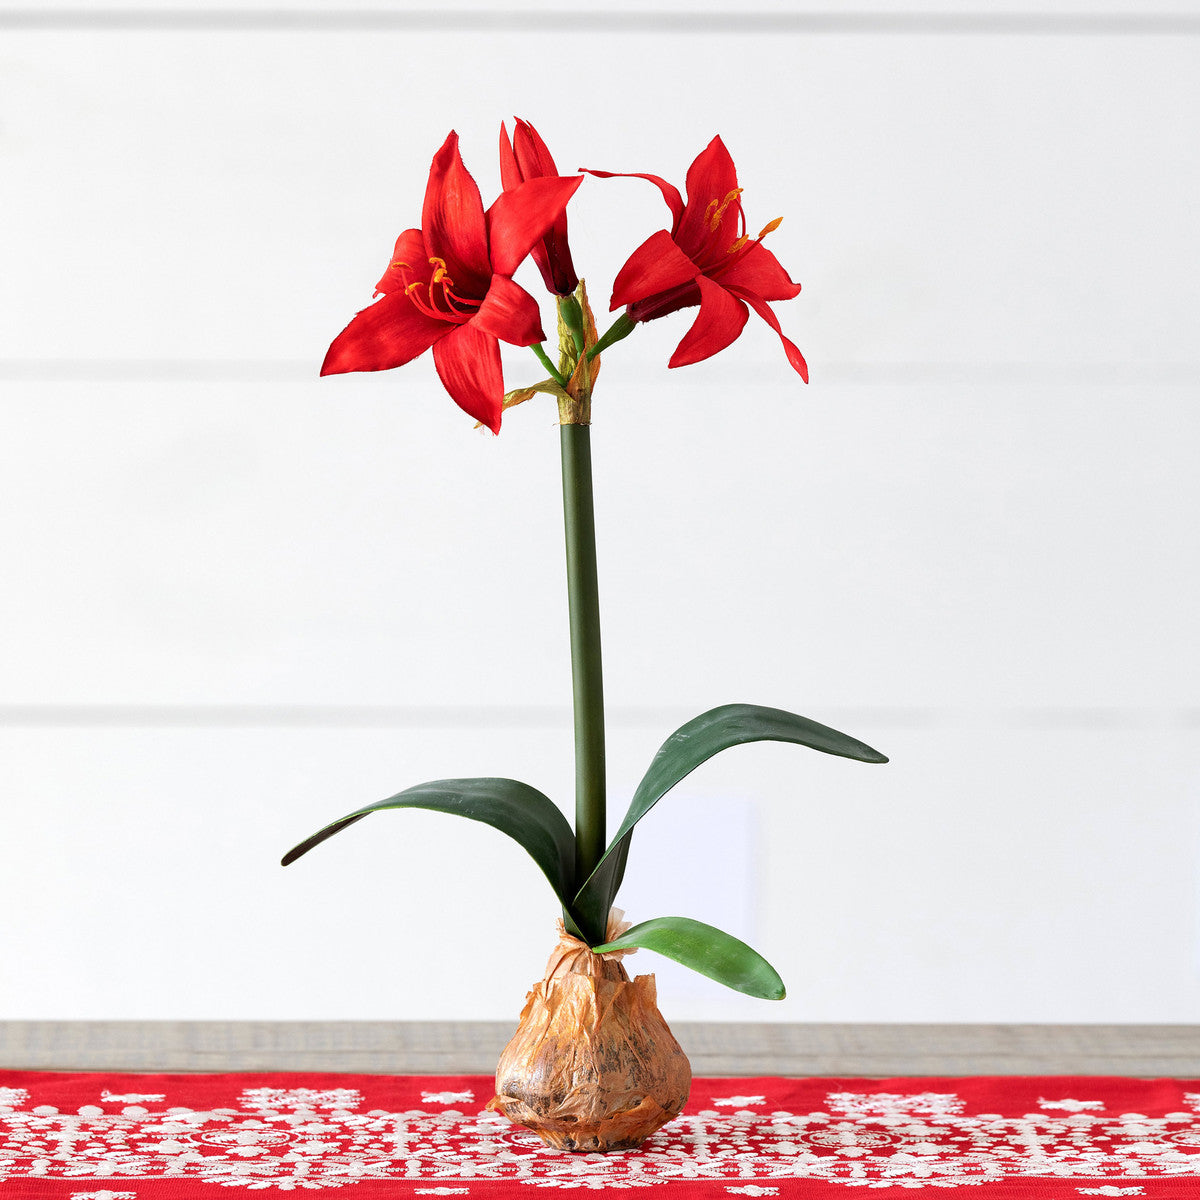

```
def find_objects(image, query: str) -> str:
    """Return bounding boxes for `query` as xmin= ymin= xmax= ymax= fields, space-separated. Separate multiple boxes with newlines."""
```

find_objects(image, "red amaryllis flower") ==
xmin=500 ymin=119 xmax=579 ymax=297
xmin=322 ymin=131 xmax=582 ymax=433
xmin=586 ymin=136 xmax=807 ymax=381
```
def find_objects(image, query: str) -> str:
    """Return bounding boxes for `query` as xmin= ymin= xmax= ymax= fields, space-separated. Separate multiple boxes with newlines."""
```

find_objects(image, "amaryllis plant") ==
xmin=285 ymin=122 xmax=887 ymax=1001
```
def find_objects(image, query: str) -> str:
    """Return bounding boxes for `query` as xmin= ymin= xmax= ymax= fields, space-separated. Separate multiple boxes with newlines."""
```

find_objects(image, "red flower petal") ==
xmin=715 ymin=241 xmax=802 ymax=302
xmin=727 ymin=285 xmax=809 ymax=381
xmin=512 ymin=118 xmax=560 ymax=179
xmin=432 ymin=323 xmax=505 ymax=433
xmin=374 ymin=228 xmax=429 ymax=296
xmin=668 ymin=275 xmax=749 ymax=368
xmin=498 ymin=121 xmax=579 ymax=295
xmin=498 ymin=122 xmax=522 ymax=191
xmin=486 ymin=174 xmax=582 ymax=277
xmin=529 ymin=224 xmax=578 ymax=297
xmin=628 ymin=280 xmax=702 ymax=324
xmin=676 ymin=135 xmax=740 ymax=252
xmin=320 ymin=291 xmax=449 ymax=376
xmin=422 ymin=131 xmax=491 ymax=294
xmin=581 ymin=169 xmax=684 ymax=229
xmin=610 ymin=229 xmax=699 ymax=312
xmin=472 ymin=275 xmax=545 ymax=347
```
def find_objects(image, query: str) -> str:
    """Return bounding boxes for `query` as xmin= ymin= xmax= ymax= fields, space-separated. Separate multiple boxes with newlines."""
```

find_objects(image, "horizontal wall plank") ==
xmin=1 ymin=31 xmax=1196 ymax=368
xmin=2 ymin=725 xmax=1197 ymax=1024
xmin=3 ymin=360 xmax=1199 ymax=386
xmin=3 ymin=6 xmax=1200 ymax=31
xmin=1 ymin=380 xmax=1194 ymax=711
xmin=2 ymin=704 xmax=1197 ymax=730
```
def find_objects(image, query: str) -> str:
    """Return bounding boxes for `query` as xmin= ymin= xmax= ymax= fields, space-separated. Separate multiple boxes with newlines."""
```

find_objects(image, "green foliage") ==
xmin=592 ymin=915 xmax=786 ymax=1000
xmin=572 ymin=704 xmax=888 ymax=939
xmin=281 ymin=777 xmax=578 ymax=916
xmin=280 ymin=705 xmax=888 ymax=997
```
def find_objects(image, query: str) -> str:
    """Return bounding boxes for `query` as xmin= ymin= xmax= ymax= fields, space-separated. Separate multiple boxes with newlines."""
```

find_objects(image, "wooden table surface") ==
xmin=2 ymin=1023 xmax=1197 ymax=1076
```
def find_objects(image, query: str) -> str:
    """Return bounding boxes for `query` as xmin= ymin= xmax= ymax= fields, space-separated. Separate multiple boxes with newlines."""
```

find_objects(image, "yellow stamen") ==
xmin=728 ymin=216 xmax=784 ymax=256
xmin=428 ymin=256 xmax=453 ymax=286
xmin=705 ymin=187 xmax=743 ymax=231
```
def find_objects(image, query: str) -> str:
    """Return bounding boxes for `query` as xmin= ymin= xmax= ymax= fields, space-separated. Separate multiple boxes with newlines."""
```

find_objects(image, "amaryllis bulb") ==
xmin=488 ymin=917 xmax=692 ymax=1152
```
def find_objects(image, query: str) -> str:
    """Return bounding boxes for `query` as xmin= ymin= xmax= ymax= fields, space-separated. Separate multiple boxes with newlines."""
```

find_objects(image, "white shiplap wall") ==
xmin=1 ymin=4 xmax=1198 ymax=1023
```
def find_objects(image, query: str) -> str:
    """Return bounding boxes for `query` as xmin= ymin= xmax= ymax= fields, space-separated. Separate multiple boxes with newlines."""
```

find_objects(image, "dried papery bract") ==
xmin=488 ymin=918 xmax=692 ymax=1151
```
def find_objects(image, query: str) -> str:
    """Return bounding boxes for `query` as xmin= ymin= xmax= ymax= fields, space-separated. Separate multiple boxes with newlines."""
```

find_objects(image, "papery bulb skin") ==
xmin=487 ymin=922 xmax=692 ymax=1152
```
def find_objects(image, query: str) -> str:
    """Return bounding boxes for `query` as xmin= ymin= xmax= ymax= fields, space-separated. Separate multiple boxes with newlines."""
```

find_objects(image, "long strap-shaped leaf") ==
xmin=282 ymin=777 xmax=577 ymax=912
xmin=573 ymin=704 xmax=888 ymax=938
xmin=593 ymin=915 xmax=786 ymax=1000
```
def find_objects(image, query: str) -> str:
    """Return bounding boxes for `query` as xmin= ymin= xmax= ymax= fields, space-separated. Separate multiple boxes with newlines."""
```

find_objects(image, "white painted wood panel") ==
xmin=1 ymin=724 xmax=1196 ymax=1022
xmin=1 ymin=379 xmax=1195 ymax=710
xmin=1 ymin=30 xmax=1197 ymax=369
xmin=1 ymin=11 xmax=1196 ymax=1024
xmin=3 ymin=4 xmax=1198 ymax=21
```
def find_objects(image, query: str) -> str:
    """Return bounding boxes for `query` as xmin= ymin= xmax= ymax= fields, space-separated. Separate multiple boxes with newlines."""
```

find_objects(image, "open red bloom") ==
xmin=499 ymin=119 xmax=579 ymax=297
xmin=322 ymin=131 xmax=582 ymax=433
xmin=586 ymin=136 xmax=807 ymax=380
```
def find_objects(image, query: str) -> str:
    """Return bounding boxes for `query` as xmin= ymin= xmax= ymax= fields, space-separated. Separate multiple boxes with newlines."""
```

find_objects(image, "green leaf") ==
xmin=573 ymin=704 xmax=888 ymax=936
xmin=281 ymin=777 xmax=577 ymax=912
xmin=593 ymin=915 xmax=786 ymax=1000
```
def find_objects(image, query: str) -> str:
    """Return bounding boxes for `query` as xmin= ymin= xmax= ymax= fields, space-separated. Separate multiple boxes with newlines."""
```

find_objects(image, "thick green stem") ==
xmin=560 ymin=424 xmax=606 ymax=924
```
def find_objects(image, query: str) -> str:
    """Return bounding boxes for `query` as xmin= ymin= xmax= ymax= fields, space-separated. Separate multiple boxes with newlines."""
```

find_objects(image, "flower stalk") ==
xmin=559 ymin=422 xmax=606 ymax=933
xmin=559 ymin=295 xmax=586 ymax=355
xmin=532 ymin=342 xmax=568 ymax=388
xmin=588 ymin=312 xmax=635 ymax=360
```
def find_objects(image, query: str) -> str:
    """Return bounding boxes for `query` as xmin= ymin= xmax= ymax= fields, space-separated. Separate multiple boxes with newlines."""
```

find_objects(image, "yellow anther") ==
xmin=427 ymin=255 xmax=453 ymax=286
xmin=405 ymin=280 xmax=424 ymax=295
xmin=728 ymin=216 xmax=783 ymax=256
xmin=706 ymin=187 xmax=743 ymax=231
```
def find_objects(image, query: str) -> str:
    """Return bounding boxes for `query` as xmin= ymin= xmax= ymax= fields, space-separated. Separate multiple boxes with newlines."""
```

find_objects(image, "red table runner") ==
xmin=2 ymin=1071 xmax=1199 ymax=1197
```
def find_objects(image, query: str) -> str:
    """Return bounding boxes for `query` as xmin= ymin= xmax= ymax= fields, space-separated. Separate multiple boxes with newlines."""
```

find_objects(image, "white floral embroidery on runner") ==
xmin=422 ymin=1091 xmax=476 ymax=1105
xmin=825 ymin=1092 xmax=966 ymax=1118
xmin=240 ymin=1088 xmax=364 ymax=1113
xmin=1041 ymin=1099 xmax=1105 ymax=1112
xmin=1 ymin=1086 xmax=1199 ymax=1191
